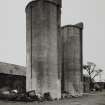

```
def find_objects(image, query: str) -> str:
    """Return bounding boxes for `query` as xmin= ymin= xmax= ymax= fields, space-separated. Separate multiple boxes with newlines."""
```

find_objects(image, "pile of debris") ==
xmin=61 ymin=91 xmax=83 ymax=99
xmin=0 ymin=87 xmax=53 ymax=102
xmin=0 ymin=87 xmax=83 ymax=102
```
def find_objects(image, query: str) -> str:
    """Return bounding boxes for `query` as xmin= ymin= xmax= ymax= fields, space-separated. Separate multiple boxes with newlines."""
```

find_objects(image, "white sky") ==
xmin=0 ymin=0 xmax=105 ymax=81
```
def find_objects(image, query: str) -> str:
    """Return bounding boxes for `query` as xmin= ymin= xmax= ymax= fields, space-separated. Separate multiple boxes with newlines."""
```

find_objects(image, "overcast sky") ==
xmin=0 ymin=0 xmax=105 ymax=81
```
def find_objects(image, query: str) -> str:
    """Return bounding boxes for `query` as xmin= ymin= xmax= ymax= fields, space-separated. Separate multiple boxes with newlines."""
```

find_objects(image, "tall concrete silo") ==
xmin=26 ymin=0 xmax=62 ymax=99
xmin=61 ymin=23 xmax=83 ymax=96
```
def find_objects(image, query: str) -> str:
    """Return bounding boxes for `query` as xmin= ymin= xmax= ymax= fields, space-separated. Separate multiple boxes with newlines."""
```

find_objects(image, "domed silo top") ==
xmin=45 ymin=0 xmax=62 ymax=6
xmin=25 ymin=0 xmax=62 ymax=11
xmin=75 ymin=22 xmax=84 ymax=29
xmin=62 ymin=22 xmax=84 ymax=30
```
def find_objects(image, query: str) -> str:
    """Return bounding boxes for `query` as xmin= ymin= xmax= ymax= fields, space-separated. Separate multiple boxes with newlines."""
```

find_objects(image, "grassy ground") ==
xmin=0 ymin=90 xmax=105 ymax=105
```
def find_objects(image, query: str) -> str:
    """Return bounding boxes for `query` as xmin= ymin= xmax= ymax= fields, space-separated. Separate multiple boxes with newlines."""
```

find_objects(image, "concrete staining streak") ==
xmin=26 ymin=0 xmax=62 ymax=99
xmin=26 ymin=0 xmax=83 ymax=99
xmin=61 ymin=23 xmax=83 ymax=96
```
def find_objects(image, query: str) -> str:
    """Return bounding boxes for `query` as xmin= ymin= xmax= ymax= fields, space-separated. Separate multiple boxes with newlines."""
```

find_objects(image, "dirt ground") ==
xmin=0 ymin=90 xmax=105 ymax=105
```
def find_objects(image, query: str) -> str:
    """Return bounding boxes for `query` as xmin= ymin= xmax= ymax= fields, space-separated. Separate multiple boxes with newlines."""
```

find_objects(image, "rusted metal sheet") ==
xmin=0 ymin=62 xmax=26 ymax=76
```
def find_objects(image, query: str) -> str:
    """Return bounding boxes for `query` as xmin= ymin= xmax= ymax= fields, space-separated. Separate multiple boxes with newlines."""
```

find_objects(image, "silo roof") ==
xmin=25 ymin=0 xmax=62 ymax=11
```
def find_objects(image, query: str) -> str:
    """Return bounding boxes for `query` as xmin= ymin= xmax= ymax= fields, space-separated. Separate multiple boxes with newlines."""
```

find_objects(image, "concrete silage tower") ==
xmin=26 ymin=0 xmax=62 ymax=99
xmin=61 ymin=23 xmax=83 ymax=96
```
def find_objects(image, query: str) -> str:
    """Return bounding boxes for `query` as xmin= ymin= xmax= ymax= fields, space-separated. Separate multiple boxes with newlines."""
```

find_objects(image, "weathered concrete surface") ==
xmin=61 ymin=23 xmax=83 ymax=96
xmin=83 ymin=75 xmax=90 ymax=93
xmin=26 ymin=0 xmax=62 ymax=99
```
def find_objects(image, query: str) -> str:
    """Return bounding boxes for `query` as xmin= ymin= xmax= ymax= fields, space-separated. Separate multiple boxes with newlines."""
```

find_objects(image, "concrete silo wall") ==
xmin=61 ymin=23 xmax=83 ymax=95
xmin=26 ymin=0 xmax=61 ymax=99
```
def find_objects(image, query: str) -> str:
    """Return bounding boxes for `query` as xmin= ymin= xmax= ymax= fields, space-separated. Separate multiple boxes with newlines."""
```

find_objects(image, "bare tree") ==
xmin=83 ymin=62 xmax=103 ymax=90
xmin=83 ymin=62 xmax=96 ymax=78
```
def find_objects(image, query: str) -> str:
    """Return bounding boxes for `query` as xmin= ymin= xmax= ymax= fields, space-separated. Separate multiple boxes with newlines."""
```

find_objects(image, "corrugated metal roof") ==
xmin=0 ymin=62 xmax=26 ymax=76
